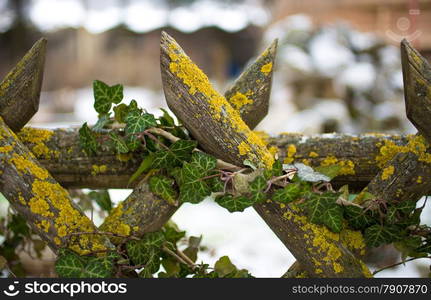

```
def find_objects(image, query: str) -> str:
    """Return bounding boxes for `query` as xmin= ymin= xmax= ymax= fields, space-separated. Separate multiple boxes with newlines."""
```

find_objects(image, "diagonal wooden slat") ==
xmin=0 ymin=38 xmax=47 ymax=132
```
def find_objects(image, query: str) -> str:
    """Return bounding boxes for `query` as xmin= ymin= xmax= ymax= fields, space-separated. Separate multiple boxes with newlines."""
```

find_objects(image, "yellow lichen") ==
xmin=284 ymin=144 xmax=296 ymax=164
xmin=229 ymin=92 xmax=253 ymax=110
xmin=320 ymin=156 xmax=355 ymax=175
xmin=417 ymin=176 xmax=423 ymax=184
xmin=309 ymin=151 xmax=319 ymax=158
xmin=340 ymin=229 xmax=366 ymax=256
xmin=17 ymin=128 xmax=59 ymax=159
xmin=381 ymin=165 xmax=394 ymax=180
xmin=238 ymin=141 xmax=251 ymax=156
xmin=30 ymin=180 xmax=109 ymax=254
xmin=167 ymin=39 xmax=274 ymax=169
xmin=261 ymin=62 xmax=273 ymax=74
xmin=99 ymin=203 xmax=131 ymax=242
xmin=376 ymin=135 xmax=431 ymax=167
xmin=91 ymin=165 xmax=108 ymax=176
xmin=10 ymin=154 xmax=49 ymax=180
xmin=0 ymin=145 xmax=13 ymax=153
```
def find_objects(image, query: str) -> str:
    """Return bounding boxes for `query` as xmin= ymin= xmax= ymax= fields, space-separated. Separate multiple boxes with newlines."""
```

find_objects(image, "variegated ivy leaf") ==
xmin=126 ymin=231 xmax=165 ymax=266
xmin=79 ymin=122 xmax=98 ymax=155
xmin=344 ymin=206 xmax=376 ymax=230
xmin=92 ymin=114 xmax=111 ymax=132
xmin=80 ymin=256 xmax=115 ymax=278
xmin=190 ymin=152 xmax=217 ymax=172
xmin=55 ymin=249 xmax=85 ymax=278
xmin=179 ymin=179 xmax=211 ymax=204
xmin=322 ymin=204 xmax=344 ymax=233
xmin=364 ymin=224 xmax=401 ymax=248
xmin=302 ymin=192 xmax=340 ymax=224
xmin=249 ymin=176 xmax=267 ymax=203
xmin=152 ymin=140 xmax=197 ymax=168
xmin=215 ymin=195 xmax=254 ymax=212
xmin=283 ymin=163 xmax=330 ymax=182
xmin=93 ymin=80 xmax=123 ymax=114
xmin=109 ymin=132 xmax=129 ymax=154
xmin=272 ymin=183 xmax=301 ymax=204
xmin=125 ymin=110 xmax=157 ymax=135
xmin=149 ymin=175 xmax=177 ymax=205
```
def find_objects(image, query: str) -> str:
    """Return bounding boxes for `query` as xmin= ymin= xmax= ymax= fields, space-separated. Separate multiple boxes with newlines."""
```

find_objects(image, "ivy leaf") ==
xmin=113 ymin=103 xmax=129 ymax=123
xmin=81 ymin=256 xmax=115 ymax=278
xmin=79 ymin=122 xmax=98 ymax=155
xmin=161 ymin=258 xmax=181 ymax=277
xmin=395 ymin=200 xmax=417 ymax=214
xmin=215 ymin=195 xmax=254 ymax=212
xmin=249 ymin=176 xmax=267 ymax=203
xmin=109 ymin=132 xmax=129 ymax=154
xmin=163 ymin=222 xmax=186 ymax=244
xmin=152 ymin=140 xmax=197 ymax=169
xmin=208 ymin=177 xmax=224 ymax=192
xmin=126 ymin=231 xmax=165 ymax=266
xmin=264 ymin=160 xmax=283 ymax=179
xmin=125 ymin=111 xmax=157 ymax=135
xmin=183 ymin=236 xmax=202 ymax=263
xmin=88 ymin=190 xmax=112 ymax=212
xmin=169 ymin=140 xmax=198 ymax=163
xmin=159 ymin=108 xmax=176 ymax=127
xmin=55 ymin=249 xmax=85 ymax=278
xmin=284 ymin=163 xmax=330 ymax=182
xmin=303 ymin=192 xmax=339 ymax=224
xmin=92 ymin=114 xmax=111 ymax=132
xmin=190 ymin=152 xmax=217 ymax=173
xmin=322 ymin=204 xmax=343 ymax=233
xmin=93 ymin=80 xmax=123 ymax=114
xmin=344 ymin=206 xmax=376 ymax=230
xmin=243 ymin=159 xmax=257 ymax=170
xmin=214 ymin=256 xmax=237 ymax=277
xmin=179 ymin=181 xmax=210 ymax=204
xmin=149 ymin=175 xmax=177 ymax=205
xmin=109 ymin=84 xmax=123 ymax=104
xmin=386 ymin=206 xmax=398 ymax=224
xmin=272 ymin=183 xmax=301 ymax=204
xmin=126 ymin=135 xmax=140 ymax=151
xmin=364 ymin=225 xmax=401 ymax=248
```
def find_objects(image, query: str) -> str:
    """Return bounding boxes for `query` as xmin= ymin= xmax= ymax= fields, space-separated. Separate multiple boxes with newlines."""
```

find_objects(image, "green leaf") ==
xmin=179 ymin=180 xmax=210 ymax=204
xmin=125 ymin=111 xmax=157 ymax=135
xmin=364 ymin=225 xmax=401 ymax=248
xmin=214 ymin=256 xmax=236 ymax=277
xmin=303 ymin=192 xmax=339 ymax=224
xmin=249 ymin=176 xmax=267 ymax=203
xmin=395 ymin=200 xmax=417 ymax=214
xmin=163 ymin=222 xmax=186 ymax=244
xmin=110 ymin=84 xmax=124 ymax=104
xmin=322 ymin=204 xmax=343 ymax=233
xmin=149 ymin=175 xmax=177 ymax=205
xmin=159 ymin=108 xmax=176 ymax=127
xmin=88 ymin=190 xmax=112 ymax=212
xmin=386 ymin=206 xmax=398 ymax=224
xmin=315 ymin=165 xmax=342 ymax=180
xmin=152 ymin=140 xmax=197 ymax=169
xmin=55 ymin=249 xmax=85 ymax=278
xmin=81 ymin=256 xmax=115 ymax=278
xmin=109 ymin=132 xmax=129 ymax=154
xmin=183 ymin=236 xmax=202 ymax=263
xmin=190 ymin=152 xmax=217 ymax=173
xmin=344 ymin=206 xmax=376 ymax=230
xmin=93 ymin=80 xmax=123 ymax=114
xmin=113 ymin=103 xmax=129 ymax=123
xmin=215 ymin=195 xmax=254 ymax=212
xmin=92 ymin=114 xmax=111 ymax=132
xmin=128 ymin=154 xmax=155 ymax=185
xmin=272 ymin=183 xmax=301 ymax=204
xmin=79 ymin=122 xmax=98 ymax=155
xmin=126 ymin=135 xmax=140 ymax=151
xmin=93 ymin=80 xmax=112 ymax=114
xmin=161 ymin=258 xmax=181 ymax=277
xmin=126 ymin=231 xmax=165 ymax=266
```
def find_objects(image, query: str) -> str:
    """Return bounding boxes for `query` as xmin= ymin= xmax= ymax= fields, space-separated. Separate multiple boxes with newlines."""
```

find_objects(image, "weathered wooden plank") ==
xmin=0 ymin=117 xmax=113 ymax=254
xmin=0 ymin=38 xmax=46 ymax=132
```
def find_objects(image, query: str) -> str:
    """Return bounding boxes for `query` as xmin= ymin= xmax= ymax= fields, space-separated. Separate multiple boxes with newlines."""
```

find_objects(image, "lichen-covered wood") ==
xmin=160 ymin=32 xmax=274 ymax=168
xmin=18 ymin=127 xmax=413 ymax=191
xmin=224 ymin=39 xmax=277 ymax=129
xmin=0 ymin=38 xmax=46 ymax=132
xmin=0 ymin=117 xmax=113 ymax=254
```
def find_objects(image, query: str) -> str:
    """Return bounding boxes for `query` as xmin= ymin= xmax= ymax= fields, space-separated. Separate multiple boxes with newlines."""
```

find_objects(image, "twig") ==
xmin=372 ymin=256 xmax=431 ymax=275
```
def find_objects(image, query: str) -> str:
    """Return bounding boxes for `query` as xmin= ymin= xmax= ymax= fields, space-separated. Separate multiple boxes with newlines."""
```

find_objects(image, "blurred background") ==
xmin=0 ymin=0 xmax=431 ymax=277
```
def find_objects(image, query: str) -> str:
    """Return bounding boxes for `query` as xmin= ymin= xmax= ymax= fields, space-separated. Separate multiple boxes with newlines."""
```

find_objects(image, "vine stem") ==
xmin=162 ymin=245 xmax=194 ymax=268
xmin=372 ymin=256 xmax=431 ymax=275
